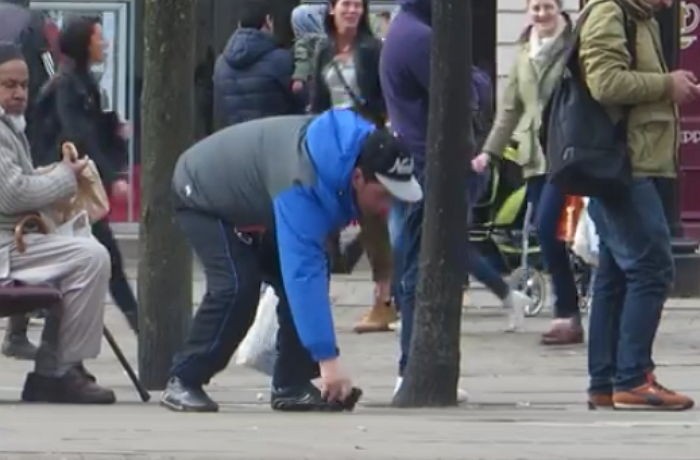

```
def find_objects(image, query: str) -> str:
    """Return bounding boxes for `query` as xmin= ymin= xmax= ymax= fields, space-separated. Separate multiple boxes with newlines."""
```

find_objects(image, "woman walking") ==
xmin=36 ymin=16 xmax=139 ymax=331
xmin=473 ymin=0 xmax=581 ymax=345
xmin=310 ymin=0 xmax=395 ymax=333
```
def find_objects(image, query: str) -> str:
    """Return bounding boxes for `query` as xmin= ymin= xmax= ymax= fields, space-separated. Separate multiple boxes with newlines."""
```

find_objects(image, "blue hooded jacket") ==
xmin=274 ymin=110 xmax=373 ymax=360
xmin=172 ymin=109 xmax=375 ymax=361
xmin=213 ymin=28 xmax=303 ymax=126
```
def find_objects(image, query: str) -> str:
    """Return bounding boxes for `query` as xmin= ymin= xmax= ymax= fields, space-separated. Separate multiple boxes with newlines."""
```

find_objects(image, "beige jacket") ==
xmin=0 ymin=107 xmax=76 ymax=248
xmin=482 ymin=16 xmax=573 ymax=178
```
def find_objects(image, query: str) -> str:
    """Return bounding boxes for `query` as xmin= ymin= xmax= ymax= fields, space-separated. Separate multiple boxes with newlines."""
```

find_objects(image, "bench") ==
xmin=1 ymin=215 xmax=150 ymax=402
xmin=0 ymin=215 xmax=62 ymax=318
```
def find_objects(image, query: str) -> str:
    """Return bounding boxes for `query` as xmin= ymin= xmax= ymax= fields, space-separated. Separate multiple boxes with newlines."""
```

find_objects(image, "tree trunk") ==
xmin=392 ymin=0 xmax=472 ymax=407
xmin=138 ymin=0 xmax=195 ymax=390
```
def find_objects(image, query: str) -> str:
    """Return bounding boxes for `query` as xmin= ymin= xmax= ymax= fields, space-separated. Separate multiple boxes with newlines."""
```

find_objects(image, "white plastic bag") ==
xmin=52 ymin=211 xmax=93 ymax=238
xmin=234 ymin=286 xmax=279 ymax=375
xmin=572 ymin=200 xmax=599 ymax=266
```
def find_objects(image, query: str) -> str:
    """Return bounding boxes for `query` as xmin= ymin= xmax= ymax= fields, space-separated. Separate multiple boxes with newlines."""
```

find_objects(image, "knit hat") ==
xmin=0 ymin=42 xmax=24 ymax=66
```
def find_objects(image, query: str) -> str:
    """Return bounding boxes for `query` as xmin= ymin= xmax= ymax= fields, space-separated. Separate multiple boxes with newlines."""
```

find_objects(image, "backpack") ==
xmin=540 ymin=0 xmax=636 ymax=198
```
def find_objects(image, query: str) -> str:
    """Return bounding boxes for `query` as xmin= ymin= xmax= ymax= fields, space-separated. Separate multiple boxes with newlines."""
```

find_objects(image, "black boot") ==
xmin=160 ymin=377 xmax=219 ymax=412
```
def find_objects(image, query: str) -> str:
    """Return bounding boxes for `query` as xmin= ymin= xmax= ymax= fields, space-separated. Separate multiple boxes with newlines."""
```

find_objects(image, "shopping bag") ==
xmin=37 ymin=142 xmax=110 ymax=225
xmin=572 ymin=199 xmax=599 ymax=266
xmin=234 ymin=286 xmax=279 ymax=375
xmin=52 ymin=210 xmax=93 ymax=239
xmin=557 ymin=195 xmax=584 ymax=243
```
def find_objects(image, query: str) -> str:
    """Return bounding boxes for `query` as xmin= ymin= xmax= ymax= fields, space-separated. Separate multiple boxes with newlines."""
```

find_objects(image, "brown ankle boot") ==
xmin=353 ymin=301 xmax=398 ymax=333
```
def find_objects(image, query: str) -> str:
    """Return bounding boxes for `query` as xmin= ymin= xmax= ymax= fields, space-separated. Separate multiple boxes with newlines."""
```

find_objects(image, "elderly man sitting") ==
xmin=0 ymin=42 xmax=114 ymax=404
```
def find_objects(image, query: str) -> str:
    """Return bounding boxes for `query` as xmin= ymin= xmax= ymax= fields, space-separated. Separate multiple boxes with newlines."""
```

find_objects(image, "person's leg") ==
xmin=2 ymin=314 xmax=37 ymax=360
xmin=389 ymin=203 xmax=406 ymax=315
xmin=465 ymin=241 xmax=527 ymax=331
xmin=593 ymin=180 xmax=691 ymax=410
xmin=397 ymin=202 xmax=423 ymax=376
xmin=585 ymin=235 xmax=624 ymax=407
xmin=535 ymin=181 xmax=579 ymax=318
xmin=9 ymin=234 xmax=115 ymax=403
xmin=258 ymin=233 xmax=354 ymax=412
xmin=532 ymin=180 xmax=583 ymax=344
xmin=256 ymin=233 xmax=320 ymax=390
xmin=466 ymin=242 xmax=509 ymax=300
xmin=353 ymin=212 xmax=397 ymax=333
xmin=163 ymin=208 xmax=262 ymax=412
xmin=92 ymin=218 xmax=139 ymax=332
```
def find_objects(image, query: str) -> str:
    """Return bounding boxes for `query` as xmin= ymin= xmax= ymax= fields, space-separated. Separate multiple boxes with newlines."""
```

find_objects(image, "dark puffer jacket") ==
xmin=213 ymin=28 xmax=303 ymax=126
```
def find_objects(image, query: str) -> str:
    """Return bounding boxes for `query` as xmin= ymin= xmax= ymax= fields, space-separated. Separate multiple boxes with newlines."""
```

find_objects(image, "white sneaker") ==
xmin=504 ymin=290 xmax=529 ymax=332
xmin=394 ymin=377 xmax=468 ymax=402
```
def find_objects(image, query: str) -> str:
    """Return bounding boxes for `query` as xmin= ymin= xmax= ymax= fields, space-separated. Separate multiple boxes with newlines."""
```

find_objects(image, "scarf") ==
xmin=529 ymin=15 xmax=567 ymax=63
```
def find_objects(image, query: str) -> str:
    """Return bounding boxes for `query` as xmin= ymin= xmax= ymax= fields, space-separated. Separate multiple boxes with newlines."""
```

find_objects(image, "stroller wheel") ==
xmin=509 ymin=267 xmax=546 ymax=317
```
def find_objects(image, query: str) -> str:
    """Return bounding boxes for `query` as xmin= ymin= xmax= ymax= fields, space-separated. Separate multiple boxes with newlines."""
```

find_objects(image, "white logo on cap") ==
xmin=387 ymin=156 xmax=414 ymax=176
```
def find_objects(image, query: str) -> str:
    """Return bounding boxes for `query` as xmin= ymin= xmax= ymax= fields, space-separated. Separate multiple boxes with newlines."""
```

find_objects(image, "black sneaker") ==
xmin=271 ymin=382 xmax=363 ymax=412
xmin=160 ymin=377 xmax=219 ymax=412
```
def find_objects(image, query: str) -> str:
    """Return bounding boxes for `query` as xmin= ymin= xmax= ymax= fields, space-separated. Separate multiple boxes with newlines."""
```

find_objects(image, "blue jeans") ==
xmin=392 ymin=193 xmax=509 ymax=375
xmin=587 ymin=179 xmax=673 ymax=393
xmin=391 ymin=200 xmax=421 ymax=374
xmin=526 ymin=176 xmax=579 ymax=318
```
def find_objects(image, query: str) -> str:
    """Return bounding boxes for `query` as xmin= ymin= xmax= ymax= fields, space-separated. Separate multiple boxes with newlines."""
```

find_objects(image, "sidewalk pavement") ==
xmin=2 ymin=267 xmax=700 ymax=459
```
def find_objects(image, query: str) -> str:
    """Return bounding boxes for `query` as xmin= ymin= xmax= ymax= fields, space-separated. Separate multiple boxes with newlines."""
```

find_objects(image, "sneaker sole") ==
xmin=613 ymin=402 xmax=694 ymax=411
xmin=159 ymin=394 xmax=219 ymax=413
xmin=353 ymin=325 xmax=391 ymax=334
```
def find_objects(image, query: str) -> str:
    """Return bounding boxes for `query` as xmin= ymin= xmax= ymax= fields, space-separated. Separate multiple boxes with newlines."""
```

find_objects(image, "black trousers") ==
xmin=92 ymin=218 xmax=138 ymax=315
xmin=169 ymin=206 xmax=319 ymax=388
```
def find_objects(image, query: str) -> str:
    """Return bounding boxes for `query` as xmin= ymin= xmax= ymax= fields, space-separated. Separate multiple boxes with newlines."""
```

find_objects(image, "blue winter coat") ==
xmin=213 ymin=28 xmax=303 ymax=126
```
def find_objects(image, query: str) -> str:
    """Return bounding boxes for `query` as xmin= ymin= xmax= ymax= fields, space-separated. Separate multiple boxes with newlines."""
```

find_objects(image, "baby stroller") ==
xmin=469 ymin=143 xmax=593 ymax=317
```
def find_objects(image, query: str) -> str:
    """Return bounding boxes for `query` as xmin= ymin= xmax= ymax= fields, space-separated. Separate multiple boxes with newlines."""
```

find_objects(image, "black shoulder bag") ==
xmin=540 ymin=0 xmax=637 ymax=198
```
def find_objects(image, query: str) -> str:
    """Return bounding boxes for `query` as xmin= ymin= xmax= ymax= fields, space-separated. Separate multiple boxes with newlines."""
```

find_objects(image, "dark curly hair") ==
xmin=59 ymin=15 xmax=101 ymax=72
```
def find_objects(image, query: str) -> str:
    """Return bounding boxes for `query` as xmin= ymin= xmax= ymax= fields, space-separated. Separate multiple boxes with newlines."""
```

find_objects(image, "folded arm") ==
xmin=0 ymin=143 xmax=76 ymax=215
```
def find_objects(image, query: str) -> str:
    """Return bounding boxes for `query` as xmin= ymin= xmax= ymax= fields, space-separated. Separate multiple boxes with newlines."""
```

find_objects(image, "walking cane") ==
xmin=103 ymin=326 xmax=151 ymax=402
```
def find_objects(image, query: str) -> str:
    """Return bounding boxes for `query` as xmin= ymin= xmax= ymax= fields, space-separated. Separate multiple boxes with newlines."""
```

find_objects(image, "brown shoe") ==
xmin=22 ymin=367 xmax=116 ymax=404
xmin=587 ymin=392 xmax=613 ymax=410
xmin=540 ymin=319 xmax=584 ymax=345
xmin=613 ymin=375 xmax=694 ymax=411
xmin=353 ymin=301 xmax=398 ymax=334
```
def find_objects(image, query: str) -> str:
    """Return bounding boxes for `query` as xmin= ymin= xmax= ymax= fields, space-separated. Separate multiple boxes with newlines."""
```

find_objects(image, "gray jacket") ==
xmin=172 ymin=114 xmax=315 ymax=231
xmin=0 ymin=108 xmax=76 ymax=248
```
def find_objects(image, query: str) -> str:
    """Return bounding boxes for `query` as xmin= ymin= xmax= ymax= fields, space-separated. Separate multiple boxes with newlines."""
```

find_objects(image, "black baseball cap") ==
xmin=360 ymin=129 xmax=423 ymax=203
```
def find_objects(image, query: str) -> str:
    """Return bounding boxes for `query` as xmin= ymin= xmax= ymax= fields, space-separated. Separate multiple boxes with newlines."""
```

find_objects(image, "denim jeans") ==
xmin=526 ymin=176 xmax=579 ymax=318
xmin=392 ymin=200 xmax=422 ymax=374
xmin=392 ymin=181 xmax=509 ymax=375
xmin=587 ymin=179 xmax=673 ymax=393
